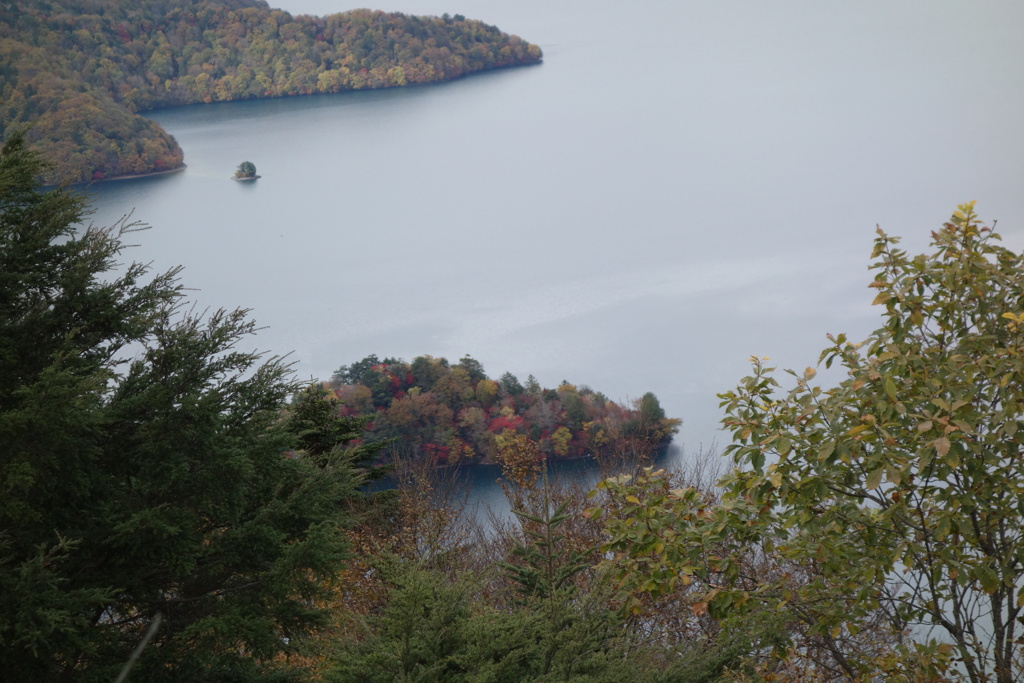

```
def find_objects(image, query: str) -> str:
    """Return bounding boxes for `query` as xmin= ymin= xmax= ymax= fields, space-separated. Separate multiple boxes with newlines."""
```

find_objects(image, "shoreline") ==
xmin=95 ymin=164 xmax=187 ymax=183
xmin=58 ymin=61 xmax=542 ymax=189
xmin=406 ymin=440 xmax=677 ymax=470
xmin=42 ymin=164 xmax=187 ymax=191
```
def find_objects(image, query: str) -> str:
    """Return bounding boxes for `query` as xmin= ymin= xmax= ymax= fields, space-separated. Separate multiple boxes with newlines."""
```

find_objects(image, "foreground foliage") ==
xmin=0 ymin=0 xmax=542 ymax=184
xmin=593 ymin=203 xmax=1024 ymax=681
xmin=0 ymin=133 xmax=380 ymax=680
xmin=323 ymin=440 xmax=757 ymax=683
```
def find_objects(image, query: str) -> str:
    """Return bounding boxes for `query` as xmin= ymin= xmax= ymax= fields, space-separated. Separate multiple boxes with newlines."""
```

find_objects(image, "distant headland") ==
xmin=0 ymin=0 xmax=543 ymax=186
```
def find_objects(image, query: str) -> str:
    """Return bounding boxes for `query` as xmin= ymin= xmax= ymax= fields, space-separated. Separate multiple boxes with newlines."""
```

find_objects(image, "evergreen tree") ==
xmin=0 ymin=133 xmax=372 ymax=681
xmin=234 ymin=161 xmax=257 ymax=178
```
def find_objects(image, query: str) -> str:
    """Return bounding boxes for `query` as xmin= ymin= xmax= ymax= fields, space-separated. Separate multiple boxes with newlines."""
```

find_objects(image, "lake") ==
xmin=83 ymin=0 xmax=1024 ymax=460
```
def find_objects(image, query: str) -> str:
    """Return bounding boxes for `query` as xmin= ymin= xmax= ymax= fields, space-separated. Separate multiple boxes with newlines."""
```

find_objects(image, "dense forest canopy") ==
xmin=328 ymin=354 xmax=681 ymax=466
xmin=0 ymin=0 xmax=542 ymax=184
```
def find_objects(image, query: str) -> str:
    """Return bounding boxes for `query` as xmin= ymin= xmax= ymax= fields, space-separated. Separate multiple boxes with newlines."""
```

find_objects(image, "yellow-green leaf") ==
xmin=817 ymin=442 xmax=835 ymax=461
xmin=885 ymin=377 xmax=898 ymax=401
xmin=946 ymin=448 xmax=960 ymax=468
xmin=953 ymin=419 xmax=973 ymax=434
xmin=866 ymin=467 xmax=884 ymax=490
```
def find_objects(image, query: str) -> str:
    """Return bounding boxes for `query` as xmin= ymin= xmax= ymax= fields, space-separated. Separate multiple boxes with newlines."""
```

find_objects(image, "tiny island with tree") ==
xmin=232 ymin=161 xmax=259 ymax=181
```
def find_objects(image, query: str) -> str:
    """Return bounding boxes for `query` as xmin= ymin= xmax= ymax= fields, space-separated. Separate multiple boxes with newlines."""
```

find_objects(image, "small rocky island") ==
xmin=232 ymin=161 xmax=260 ymax=181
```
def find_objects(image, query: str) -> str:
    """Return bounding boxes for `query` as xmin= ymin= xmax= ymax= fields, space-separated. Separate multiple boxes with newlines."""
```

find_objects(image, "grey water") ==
xmin=83 ymin=0 xmax=1024 ymax=467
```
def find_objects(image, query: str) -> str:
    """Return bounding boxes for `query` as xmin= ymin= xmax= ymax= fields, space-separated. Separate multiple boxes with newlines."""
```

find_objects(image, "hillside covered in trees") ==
xmin=0 ymin=0 xmax=542 ymax=184
xmin=328 ymin=354 xmax=681 ymax=467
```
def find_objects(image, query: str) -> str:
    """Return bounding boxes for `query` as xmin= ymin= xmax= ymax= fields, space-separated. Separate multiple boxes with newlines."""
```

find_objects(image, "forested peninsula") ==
xmin=328 ymin=354 xmax=681 ymax=466
xmin=0 ymin=0 xmax=542 ymax=185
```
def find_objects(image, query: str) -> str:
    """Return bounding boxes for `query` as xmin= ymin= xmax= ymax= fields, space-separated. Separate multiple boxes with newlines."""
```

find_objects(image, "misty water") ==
xmin=82 ymin=0 xmax=1024 ymax=509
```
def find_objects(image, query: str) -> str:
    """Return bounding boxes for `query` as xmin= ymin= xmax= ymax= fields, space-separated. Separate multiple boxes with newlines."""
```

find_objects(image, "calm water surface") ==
xmin=84 ymin=0 xmax=1024 ymax=460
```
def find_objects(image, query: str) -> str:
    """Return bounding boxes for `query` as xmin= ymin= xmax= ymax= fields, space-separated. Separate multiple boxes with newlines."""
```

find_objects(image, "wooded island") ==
xmin=0 ymin=0 xmax=542 ymax=184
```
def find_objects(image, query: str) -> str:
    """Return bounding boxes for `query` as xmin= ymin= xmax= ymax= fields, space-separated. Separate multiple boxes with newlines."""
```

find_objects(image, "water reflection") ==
xmin=368 ymin=442 xmax=685 ymax=521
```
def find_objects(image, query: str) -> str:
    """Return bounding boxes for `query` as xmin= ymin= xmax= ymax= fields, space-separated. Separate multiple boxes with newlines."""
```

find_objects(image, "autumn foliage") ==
xmin=0 ymin=0 xmax=543 ymax=184
xmin=328 ymin=354 xmax=680 ymax=468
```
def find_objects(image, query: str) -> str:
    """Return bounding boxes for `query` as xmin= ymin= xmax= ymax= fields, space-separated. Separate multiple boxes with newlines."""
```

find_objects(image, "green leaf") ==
xmin=751 ymin=451 xmax=765 ymax=471
xmin=952 ymin=419 xmax=974 ymax=434
xmin=884 ymin=377 xmax=898 ymax=401
xmin=817 ymin=441 xmax=835 ymax=461
xmin=976 ymin=565 xmax=999 ymax=594
xmin=866 ymin=467 xmax=884 ymax=491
